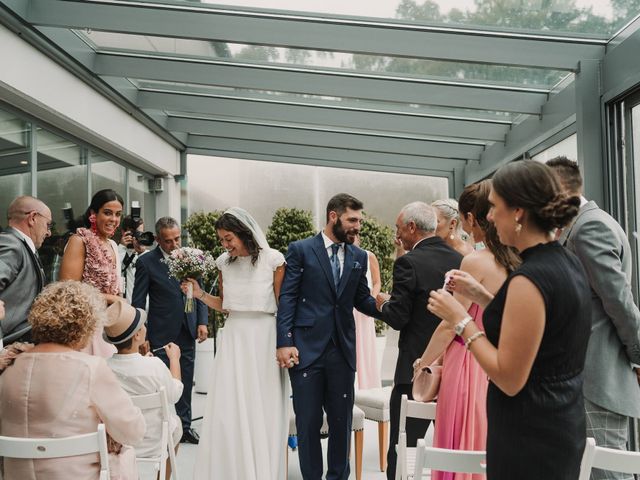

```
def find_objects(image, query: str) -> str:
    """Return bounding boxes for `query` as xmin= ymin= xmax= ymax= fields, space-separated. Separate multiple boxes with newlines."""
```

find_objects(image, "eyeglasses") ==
xmin=30 ymin=211 xmax=53 ymax=231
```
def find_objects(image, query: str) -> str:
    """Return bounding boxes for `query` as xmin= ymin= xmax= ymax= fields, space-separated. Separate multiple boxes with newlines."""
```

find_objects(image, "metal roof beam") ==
xmin=187 ymin=148 xmax=453 ymax=178
xmin=138 ymin=89 xmax=510 ymax=142
xmin=95 ymin=52 xmax=548 ymax=114
xmin=167 ymin=116 xmax=484 ymax=159
xmin=466 ymin=82 xmax=576 ymax=183
xmin=27 ymin=0 xmax=605 ymax=70
xmin=187 ymin=135 xmax=465 ymax=172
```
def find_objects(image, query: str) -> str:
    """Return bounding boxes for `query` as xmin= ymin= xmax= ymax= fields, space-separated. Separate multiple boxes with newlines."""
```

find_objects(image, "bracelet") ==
xmin=465 ymin=331 xmax=486 ymax=350
xmin=199 ymin=290 xmax=206 ymax=300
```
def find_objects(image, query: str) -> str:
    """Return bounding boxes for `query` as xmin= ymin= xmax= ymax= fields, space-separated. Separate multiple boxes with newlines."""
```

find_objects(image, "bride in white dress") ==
xmin=183 ymin=207 xmax=289 ymax=480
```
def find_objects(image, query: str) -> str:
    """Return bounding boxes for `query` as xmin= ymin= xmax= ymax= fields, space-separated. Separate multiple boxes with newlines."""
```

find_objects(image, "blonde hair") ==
xmin=431 ymin=198 xmax=465 ymax=240
xmin=29 ymin=281 xmax=107 ymax=348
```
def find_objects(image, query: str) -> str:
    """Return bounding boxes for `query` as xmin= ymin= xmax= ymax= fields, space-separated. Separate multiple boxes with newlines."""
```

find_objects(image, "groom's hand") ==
xmin=276 ymin=347 xmax=299 ymax=369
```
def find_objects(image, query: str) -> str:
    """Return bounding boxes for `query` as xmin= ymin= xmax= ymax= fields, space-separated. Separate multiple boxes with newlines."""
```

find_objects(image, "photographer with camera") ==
xmin=118 ymin=203 xmax=154 ymax=301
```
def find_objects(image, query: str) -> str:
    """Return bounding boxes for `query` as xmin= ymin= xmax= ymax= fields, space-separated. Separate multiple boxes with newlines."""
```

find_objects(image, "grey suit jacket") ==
xmin=560 ymin=201 xmax=640 ymax=417
xmin=0 ymin=227 xmax=44 ymax=340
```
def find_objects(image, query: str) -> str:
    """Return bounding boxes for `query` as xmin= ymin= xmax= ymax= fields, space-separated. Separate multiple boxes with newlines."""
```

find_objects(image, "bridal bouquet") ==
xmin=162 ymin=247 xmax=217 ymax=312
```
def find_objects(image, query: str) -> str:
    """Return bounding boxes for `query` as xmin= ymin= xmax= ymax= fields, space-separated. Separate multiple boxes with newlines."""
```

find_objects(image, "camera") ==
xmin=124 ymin=202 xmax=155 ymax=248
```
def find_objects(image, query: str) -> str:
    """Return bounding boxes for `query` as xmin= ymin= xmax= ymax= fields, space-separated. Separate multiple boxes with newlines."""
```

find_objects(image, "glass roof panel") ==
xmin=80 ymin=30 xmax=570 ymax=88
xmin=131 ymin=79 xmax=524 ymax=123
xmin=157 ymin=0 xmax=638 ymax=38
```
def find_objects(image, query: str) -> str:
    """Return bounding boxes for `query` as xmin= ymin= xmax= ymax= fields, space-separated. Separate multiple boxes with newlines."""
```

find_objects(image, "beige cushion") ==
xmin=289 ymin=405 xmax=365 ymax=436
xmin=354 ymin=386 xmax=392 ymax=422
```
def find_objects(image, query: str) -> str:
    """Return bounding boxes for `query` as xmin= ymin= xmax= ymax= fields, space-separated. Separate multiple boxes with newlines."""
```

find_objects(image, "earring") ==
xmin=514 ymin=217 xmax=522 ymax=234
xmin=89 ymin=213 xmax=97 ymax=234
xmin=449 ymin=233 xmax=455 ymax=240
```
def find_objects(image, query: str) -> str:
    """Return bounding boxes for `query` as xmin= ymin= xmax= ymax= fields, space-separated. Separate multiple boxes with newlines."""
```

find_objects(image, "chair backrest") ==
xmin=0 ymin=423 xmax=109 ymax=476
xmin=579 ymin=437 xmax=640 ymax=480
xmin=399 ymin=394 xmax=437 ymax=433
xmin=381 ymin=329 xmax=399 ymax=386
xmin=131 ymin=386 xmax=169 ymax=419
xmin=413 ymin=439 xmax=486 ymax=479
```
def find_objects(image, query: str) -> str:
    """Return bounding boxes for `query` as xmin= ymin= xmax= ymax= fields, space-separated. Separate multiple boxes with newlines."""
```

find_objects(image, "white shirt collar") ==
xmin=159 ymin=246 xmax=171 ymax=260
xmin=580 ymin=195 xmax=588 ymax=207
xmin=412 ymin=236 xmax=430 ymax=250
xmin=321 ymin=231 xmax=343 ymax=250
xmin=13 ymin=228 xmax=36 ymax=253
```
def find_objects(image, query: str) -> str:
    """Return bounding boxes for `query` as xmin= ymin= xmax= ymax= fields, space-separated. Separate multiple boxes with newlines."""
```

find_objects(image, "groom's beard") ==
xmin=332 ymin=218 xmax=358 ymax=244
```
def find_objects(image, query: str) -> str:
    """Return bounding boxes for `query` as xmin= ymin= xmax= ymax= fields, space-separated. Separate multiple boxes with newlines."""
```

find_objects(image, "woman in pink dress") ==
xmin=59 ymin=189 xmax=124 ymax=358
xmin=416 ymin=180 xmax=520 ymax=480
xmin=353 ymin=233 xmax=382 ymax=389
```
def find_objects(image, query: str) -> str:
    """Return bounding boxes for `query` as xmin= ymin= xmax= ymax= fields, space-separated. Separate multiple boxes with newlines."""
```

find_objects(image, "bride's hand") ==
xmin=180 ymin=278 xmax=202 ymax=298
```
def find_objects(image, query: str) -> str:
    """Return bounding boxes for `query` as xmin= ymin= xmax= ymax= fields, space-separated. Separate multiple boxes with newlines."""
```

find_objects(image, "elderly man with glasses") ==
xmin=0 ymin=196 xmax=51 ymax=345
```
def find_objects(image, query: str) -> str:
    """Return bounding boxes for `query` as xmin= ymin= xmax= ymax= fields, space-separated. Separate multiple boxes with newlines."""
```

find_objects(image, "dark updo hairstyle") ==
xmin=215 ymin=213 xmax=261 ymax=265
xmin=83 ymin=189 xmax=124 ymax=228
xmin=458 ymin=180 xmax=521 ymax=273
xmin=492 ymin=160 xmax=580 ymax=232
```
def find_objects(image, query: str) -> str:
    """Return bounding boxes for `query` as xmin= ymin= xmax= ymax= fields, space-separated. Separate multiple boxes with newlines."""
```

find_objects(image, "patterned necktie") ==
xmin=330 ymin=243 xmax=341 ymax=288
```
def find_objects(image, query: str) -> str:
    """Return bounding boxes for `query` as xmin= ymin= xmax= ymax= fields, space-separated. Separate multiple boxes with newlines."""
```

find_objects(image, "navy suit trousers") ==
xmin=289 ymin=341 xmax=355 ymax=480
xmin=154 ymin=325 xmax=195 ymax=430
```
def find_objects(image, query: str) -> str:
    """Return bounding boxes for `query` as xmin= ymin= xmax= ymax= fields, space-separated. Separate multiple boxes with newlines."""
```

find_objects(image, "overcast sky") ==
xmin=205 ymin=0 xmax=614 ymax=21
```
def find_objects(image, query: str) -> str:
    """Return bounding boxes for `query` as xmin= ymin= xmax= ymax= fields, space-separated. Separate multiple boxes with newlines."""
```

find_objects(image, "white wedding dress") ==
xmin=194 ymin=248 xmax=289 ymax=480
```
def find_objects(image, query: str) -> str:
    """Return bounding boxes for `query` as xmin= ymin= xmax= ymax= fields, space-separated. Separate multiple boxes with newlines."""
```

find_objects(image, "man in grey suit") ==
xmin=0 ymin=196 xmax=51 ymax=344
xmin=549 ymin=157 xmax=640 ymax=480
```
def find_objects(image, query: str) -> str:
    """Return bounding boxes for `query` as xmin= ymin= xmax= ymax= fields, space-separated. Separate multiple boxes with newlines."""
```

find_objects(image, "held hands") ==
xmin=375 ymin=292 xmax=390 ymax=312
xmin=276 ymin=347 xmax=300 ymax=369
xmin=427 ymin=289 xmax=468 ymax=328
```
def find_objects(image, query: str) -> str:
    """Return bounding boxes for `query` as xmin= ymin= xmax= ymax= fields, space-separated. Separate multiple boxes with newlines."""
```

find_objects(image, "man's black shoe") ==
xmin=181 ymin=428 xmax=200 ymax=444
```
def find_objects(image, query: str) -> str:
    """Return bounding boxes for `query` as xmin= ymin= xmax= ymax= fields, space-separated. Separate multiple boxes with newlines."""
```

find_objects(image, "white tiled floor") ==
xmin=176 ymin=391 xmax=391 ymax=479
xmin=176 ymin=335 xmax=400 ymax=479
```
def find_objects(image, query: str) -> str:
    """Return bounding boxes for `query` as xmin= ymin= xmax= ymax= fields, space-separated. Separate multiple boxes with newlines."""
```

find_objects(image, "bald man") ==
xmin=0 ymin=196 xmax=51 ymax=343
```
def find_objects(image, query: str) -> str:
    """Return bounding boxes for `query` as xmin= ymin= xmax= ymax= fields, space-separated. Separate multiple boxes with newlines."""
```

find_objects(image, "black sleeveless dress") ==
xmin=483 ymin=242 xmax=591 ymax=480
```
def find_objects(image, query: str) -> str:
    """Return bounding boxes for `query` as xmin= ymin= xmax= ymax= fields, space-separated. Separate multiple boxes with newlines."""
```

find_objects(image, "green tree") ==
xmin=266 ymin=207 xmax=316 ymax=254
xmin=359 ymin=214 xmax=395 ymax=334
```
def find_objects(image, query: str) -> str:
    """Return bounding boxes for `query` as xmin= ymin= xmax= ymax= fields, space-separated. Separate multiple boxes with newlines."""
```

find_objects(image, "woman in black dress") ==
xmin=427 ymin=160 xmax=591 ymax=480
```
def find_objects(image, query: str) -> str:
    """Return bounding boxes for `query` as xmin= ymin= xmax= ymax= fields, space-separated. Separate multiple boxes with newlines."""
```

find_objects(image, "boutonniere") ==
xmin=353 ymin=261 xmax=362 ymax=270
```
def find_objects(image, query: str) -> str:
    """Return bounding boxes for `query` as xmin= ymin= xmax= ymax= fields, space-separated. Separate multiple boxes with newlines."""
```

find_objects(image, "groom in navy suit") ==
xmin=277 ymin=193 xmax=380 ymax=480
xmin=132 ymin=216 xmax=208 ymax=444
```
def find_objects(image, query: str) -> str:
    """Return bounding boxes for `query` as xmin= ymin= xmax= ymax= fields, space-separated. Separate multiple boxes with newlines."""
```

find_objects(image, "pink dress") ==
xmin=76 ymin=228 xmax=120 ymax=358
xmin=354 ymin=252 xmax=381 ymax=389
xmin=433 ymin=303 xmax=487 ymax=480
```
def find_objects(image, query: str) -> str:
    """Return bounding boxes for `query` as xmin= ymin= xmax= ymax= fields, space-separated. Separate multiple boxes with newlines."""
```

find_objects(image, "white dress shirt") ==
xmin=107 ymin=353 xmax=184 ymax=456
xmin=321 ymin=231 xmax=344 ymax=275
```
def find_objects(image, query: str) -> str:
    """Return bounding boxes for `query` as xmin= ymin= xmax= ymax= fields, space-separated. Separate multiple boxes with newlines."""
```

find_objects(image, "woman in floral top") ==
xmin=59 ymin=189 xmax=124 ymax=357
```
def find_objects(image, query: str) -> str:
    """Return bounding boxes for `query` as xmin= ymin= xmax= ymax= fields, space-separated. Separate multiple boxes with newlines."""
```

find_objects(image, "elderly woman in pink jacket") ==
xmin=0 ymin=281 xmax=145 ymax=480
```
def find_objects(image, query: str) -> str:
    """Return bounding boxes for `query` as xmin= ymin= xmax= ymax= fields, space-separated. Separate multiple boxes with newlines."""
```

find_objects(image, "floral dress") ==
xmin=76 ymin=227 xmax=121 ymax=357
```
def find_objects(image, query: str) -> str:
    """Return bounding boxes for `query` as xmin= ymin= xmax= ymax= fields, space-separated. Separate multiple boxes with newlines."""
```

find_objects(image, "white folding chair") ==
xmin=395 ymin=394 xmax=437 ymax=480
xmin=578 ymin=437 xmax=640 ymax=480
xmin=0 ymin=423 xmax=110 ymax=480
xmin=131 ymin=386 xmax=179 ymax=480
xmin=354 ymin=330 xmax=397 ymax=471
xmin=412 ymin=440 xmax=486 ymax=479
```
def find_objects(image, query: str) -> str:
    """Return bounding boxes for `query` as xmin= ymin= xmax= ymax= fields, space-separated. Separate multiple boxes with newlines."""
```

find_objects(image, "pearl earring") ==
xmin=515 ymin=218 xmax=522 ymax=234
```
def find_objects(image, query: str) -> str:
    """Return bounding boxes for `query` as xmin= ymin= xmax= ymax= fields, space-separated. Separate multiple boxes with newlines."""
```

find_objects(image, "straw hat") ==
xmin=103 ymin=301 xmax=147 ymax=345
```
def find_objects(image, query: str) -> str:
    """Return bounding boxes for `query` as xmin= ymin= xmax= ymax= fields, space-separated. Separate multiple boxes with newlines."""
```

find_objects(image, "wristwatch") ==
xmin=454 ymin=315 xmax=473 ymax=336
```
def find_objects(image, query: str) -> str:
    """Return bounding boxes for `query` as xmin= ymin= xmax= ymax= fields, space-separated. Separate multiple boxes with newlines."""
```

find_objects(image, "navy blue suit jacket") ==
xmin=132 ymin=246 xmax=208 ymax=347
xmin=277 ymin=233 xmax=380 ymax=371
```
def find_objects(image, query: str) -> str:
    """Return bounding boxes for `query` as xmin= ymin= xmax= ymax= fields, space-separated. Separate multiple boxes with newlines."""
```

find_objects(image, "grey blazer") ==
xmin=0 ymin=227 xmax=44 ymax=340
xmin=560 ymin=201 xmax=640 ymax=417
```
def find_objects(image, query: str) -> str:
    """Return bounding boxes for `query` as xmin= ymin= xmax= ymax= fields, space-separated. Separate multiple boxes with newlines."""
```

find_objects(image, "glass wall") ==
xmin=0 ymin=102 xmax=157 ymax=281
xmin=128 ymin=168 xmax=156 ymax=232
xmin=0 ymin=109 xmax=32 ymax=225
